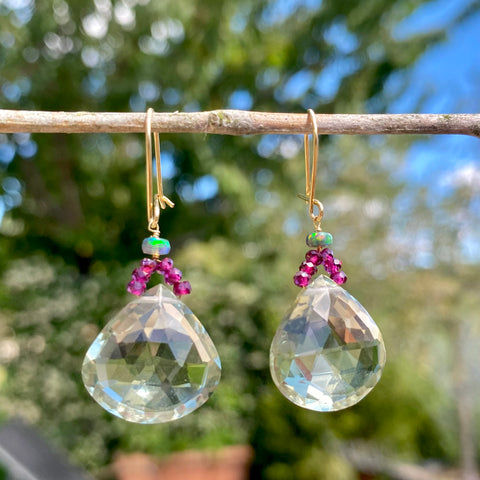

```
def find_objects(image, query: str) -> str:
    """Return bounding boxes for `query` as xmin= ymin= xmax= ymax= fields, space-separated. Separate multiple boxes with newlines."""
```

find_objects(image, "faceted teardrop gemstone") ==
xmin=270 ymin=276 xmax=385 ymax=412
xmin=82 ymin=285 xmax=221 ymax=423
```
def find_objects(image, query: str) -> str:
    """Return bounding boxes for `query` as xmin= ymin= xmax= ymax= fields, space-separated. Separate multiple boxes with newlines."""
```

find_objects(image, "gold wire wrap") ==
xmin=145 ymin=108 xmax=174 ymax=234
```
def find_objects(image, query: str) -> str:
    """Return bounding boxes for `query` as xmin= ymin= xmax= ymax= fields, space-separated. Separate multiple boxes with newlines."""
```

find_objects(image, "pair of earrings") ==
xmin=81 ymin=109 xmax=386 ymax=423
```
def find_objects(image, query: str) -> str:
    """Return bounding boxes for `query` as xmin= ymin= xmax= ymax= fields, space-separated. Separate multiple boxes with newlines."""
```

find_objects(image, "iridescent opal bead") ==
xmin=142 ymin=236 xmax=171 ymax=256
xmin=306 ymin=231 xmax=333 ymax=248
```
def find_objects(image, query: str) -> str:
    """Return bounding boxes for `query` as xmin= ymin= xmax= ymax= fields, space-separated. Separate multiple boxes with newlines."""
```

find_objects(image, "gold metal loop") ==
xmin=148 ymin=196 xmax=161 ymax=232
xmin=145 ymin=108 xmax=174 ymax=234
xmin=310 ymin=198 xmax=324 ymax=230
xmin=303 ymin=109 xmax=324 ymax=229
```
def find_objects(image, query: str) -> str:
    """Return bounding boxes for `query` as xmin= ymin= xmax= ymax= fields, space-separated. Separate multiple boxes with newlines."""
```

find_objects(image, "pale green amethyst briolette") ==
xmin=270 ymin=275 xmax=385 ymax=412
xmin=82 ymin=284 xmax=221 ymax=423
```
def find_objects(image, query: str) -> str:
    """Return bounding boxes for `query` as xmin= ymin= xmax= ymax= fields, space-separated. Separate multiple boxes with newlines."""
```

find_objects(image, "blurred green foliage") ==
xmin=0 ymin=0 xmax=479 ymax=478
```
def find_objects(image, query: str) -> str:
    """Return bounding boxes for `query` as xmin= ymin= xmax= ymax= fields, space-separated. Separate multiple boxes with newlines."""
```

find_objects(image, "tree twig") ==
xmin=0 ymin=109 xmax=479 ymax=137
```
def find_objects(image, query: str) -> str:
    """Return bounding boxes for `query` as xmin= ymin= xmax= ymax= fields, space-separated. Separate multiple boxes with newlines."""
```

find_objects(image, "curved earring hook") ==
xmin=145 ymin=108 xmax=174 ymax=234
xmin=304 ymin=109 xmax=324 ymax=230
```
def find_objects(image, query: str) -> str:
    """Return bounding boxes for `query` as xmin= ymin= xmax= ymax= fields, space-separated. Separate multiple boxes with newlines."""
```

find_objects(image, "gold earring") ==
xmin=269 ymin=109 xmax=386 ymax=412
xmin=81 ymin=108 xmax=221 ymax=423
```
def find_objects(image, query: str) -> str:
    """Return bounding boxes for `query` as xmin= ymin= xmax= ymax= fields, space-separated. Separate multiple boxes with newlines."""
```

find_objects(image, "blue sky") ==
xmin=390 ymin=0 xmax=480 ymax=187
xmin=387 ymin=0 xmax=480 ymax=264
xmin=246 ymin=0 xmax=480 ymax=196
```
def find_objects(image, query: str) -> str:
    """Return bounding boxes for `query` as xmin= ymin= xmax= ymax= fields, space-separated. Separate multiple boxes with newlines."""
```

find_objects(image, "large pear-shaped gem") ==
xmin=82 ymin=285 xmax=221 ymax=423
xmin=270 ymin=275 xmax=385 ymax=412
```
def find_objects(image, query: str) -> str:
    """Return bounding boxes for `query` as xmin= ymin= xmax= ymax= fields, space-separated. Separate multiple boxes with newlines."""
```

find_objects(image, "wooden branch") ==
xmin=0 ymin=109 xmax=479 ymax=137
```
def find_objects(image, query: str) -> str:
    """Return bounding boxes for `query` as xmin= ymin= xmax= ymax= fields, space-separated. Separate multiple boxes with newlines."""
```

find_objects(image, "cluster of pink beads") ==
xmin=127 ymin=257 xmax=192 ymax=297
xmin=294 ymin=248 xmax=347 ymax=288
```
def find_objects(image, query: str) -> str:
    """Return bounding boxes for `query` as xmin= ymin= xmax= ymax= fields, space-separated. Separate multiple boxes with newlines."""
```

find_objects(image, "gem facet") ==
xmin=270 ymin=275 xmax=385 ymax=412
xmin=82 ymin=285 xmax=221 ymax=423
xmin=142 ymin=236 xmax=171 ymax=256
xmin=306 ymin=231 xmax=333 ymax=248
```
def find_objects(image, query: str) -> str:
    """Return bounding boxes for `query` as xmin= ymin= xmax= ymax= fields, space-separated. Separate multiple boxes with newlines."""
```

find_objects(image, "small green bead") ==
xmin=142 ymin=236 xmax=171 ymax=256
xmin=306 ymin=231 xmax=333 ymax=248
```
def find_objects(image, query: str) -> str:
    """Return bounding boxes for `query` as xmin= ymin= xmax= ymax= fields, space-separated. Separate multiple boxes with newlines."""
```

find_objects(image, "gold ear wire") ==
xmin=304 ymin=109 xmax=324 ymax=230
xmin=145 ymin=108 xmax=174 ymax=234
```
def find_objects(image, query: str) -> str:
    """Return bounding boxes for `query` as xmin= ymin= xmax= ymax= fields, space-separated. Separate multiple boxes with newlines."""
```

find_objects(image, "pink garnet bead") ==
xmin=320 ymin=248 xmax=334 ymax=264
xmin=324 ymin=258 xmax=342 ymax=275
xmin=293 ymin=271 xmax=310 ymax=287
xmin=156 ymin=257 xmax=174 ymax=274
xmin=331 ymin=258 xmax=342 ymax=274
xmin=127 ymin=279 xmax=146 ymax=296
xmin=305 ymin=250 xmax=322 ymax=266
xmin=165 ymin=267 xmax=182 ymax=285
xmin=331 ymin=271 xmax=347 ymax=285
xmin=299 ymin=261 xmax=317 ymax=276
xmin=173 ymin=281 xmax=192 ymax=296
xmin=140 ymin=258 xmax=157 ymax=274
xmin=132 ymin=267 xmax=151 ymax=282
